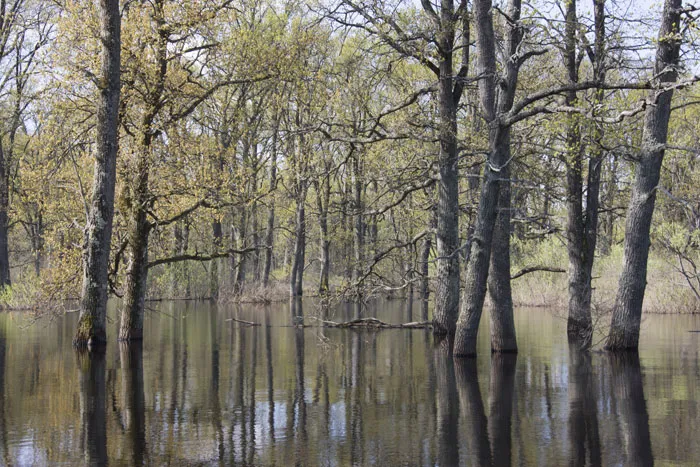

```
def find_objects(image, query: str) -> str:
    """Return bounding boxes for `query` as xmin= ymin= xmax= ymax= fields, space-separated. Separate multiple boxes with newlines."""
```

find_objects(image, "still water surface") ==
xmin=0 ymin=300 xmax=699 ymax=466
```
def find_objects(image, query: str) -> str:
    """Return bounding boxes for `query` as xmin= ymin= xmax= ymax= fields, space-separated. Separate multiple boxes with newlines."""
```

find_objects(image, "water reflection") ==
xmin=77 ymin=350 xmax=107 ymax=466
xmin=567 ymin=345 xmax=601 ymax=467
xmin=608 ymin=352 xmax=654 ymax=467
xmin=119 ymin=342 xmax=147 ymax=465
xmin=0 ymin=302 xmax=698 ymax=465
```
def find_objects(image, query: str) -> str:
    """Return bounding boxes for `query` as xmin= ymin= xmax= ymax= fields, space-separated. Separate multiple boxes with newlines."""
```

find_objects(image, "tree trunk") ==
xmin=119 ymin=145 xmax=151 ymax=342
xmin=352 ymin=154 xmax=364 ymax=289
xmin=316 ymin=180 xmax=331 ymax=294
xmin=455 ymin=0 xmax=521 ymax=357
xmin=210 ymin=219 xmax=222 ymax=301
xmin=566 ymin=0 xmax=605 ymax=349
xmin=262 ymin=125 xmax=278 ymax=288
xmin=489 ymin=158 xmax=517 ymax=352
xmin=290 ymin=186 xmax=307 ymax=297
xmin=75 ymin=0 xmax=120 ymax=347
xmin=605 ymin=0 xmax=681 ymax=351
xmin=432 ymin=0 xmax=460 ymax=336
xmin=0 ymin=144 xmax=10 ymax=289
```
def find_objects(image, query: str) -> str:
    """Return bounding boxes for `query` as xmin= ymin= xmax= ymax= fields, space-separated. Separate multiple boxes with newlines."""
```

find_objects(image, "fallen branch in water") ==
xmin=321 ymin=317 xmax=432 ymax=329
xmin=225 ymin=317 xmax=261 ymax=326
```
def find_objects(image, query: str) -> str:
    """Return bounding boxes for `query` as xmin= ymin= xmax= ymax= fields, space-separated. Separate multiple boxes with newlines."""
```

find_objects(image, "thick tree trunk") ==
xmin=489 ymin=158 xmax=517 ymax=352
xmin=119 ymin=148 xmax=151 ymax=342
xmin=0 ymin=145 xmax=10 ymax=289
xmin=232 ymin=207 xmax=248 ymax=295
xmin=432 ymin=0 xmax=460 ymax=336
xmin=75 ymin=0 xmax=120 ymax=347
xmin=566 ymin=0 xmax=605 ymax=349
xmin=605 ymin=0 xmax=681 ymax=351
xmin=455 ymin=0 xmax=521 ymax=357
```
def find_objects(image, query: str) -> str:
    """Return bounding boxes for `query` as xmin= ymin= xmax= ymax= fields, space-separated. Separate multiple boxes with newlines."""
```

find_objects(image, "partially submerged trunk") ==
xmin=75 ymin=0 xmax=121 ymax=347
xmin=455 ymin=0 xmax=521 ymax=357
xmin=262 ymin=124 xmax=278 ymax=288
xmin=119 ymin=143 xmax=151 ymax=342
xmin=290 ymin=185 xmax=307 ymax=297
xmin=605 ymin=0 xmax=681 ymax=351
xmin=566 ymin=0 xmax=605 ymax=349
xmin=432 ymin=0 xmax=463 ymax=336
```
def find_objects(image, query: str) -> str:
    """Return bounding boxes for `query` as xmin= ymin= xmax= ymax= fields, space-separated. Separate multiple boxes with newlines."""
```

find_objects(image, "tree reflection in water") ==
xmin=77 ymin=350 xmax=107 ymax=466
xmin=119 ymin=341 xmax=147 ymax=466
xmin=0 ymin=302 xmax=693 ymax=465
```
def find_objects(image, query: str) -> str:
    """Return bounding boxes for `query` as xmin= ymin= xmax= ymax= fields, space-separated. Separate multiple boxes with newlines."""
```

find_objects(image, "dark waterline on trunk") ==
xmin=2 ymin=300 xmax=700 ymax=465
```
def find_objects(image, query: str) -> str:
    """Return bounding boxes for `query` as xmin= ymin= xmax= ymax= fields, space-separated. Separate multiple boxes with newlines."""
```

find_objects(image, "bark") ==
xmin=455 ymin=0 xmax=521 ymax=357
xmin=75 ymin=0 xmax=120 ymax=347
xmin=290 ymin=185 xmax=307 ymax=297
xmin=210 ymin=219 xmax=222 ymax=301
xmin=566 ymin=0 xmax=605 ymax=349
xmin=232 ymin=207 xmax=248 ymax=294
xmin=262 ymin=122 xmax=278 ymax=287
xmin=0 ymin=143 xmax=10 ymax=288
xmin=432 ymin=0 xmax=461 ymax=336
xmin=316 ymin=178 xmax=331 ymax=294
xmin=119 ymin=144 xmax=151 ymax=342
xmin=352 ymin=153 xmax=364 ymax=288
xmin=489 ymin=159 xmax=517 ymax=352
xmin=606 ymin=0 xmax=681 ymax=351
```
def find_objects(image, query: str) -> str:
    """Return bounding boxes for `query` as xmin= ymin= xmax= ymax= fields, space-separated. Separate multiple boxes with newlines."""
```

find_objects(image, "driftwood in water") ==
xmin=321 ymin=317 xmax=432 ymax=329
xmin=225 ymin=317 xmax=261 ymax=326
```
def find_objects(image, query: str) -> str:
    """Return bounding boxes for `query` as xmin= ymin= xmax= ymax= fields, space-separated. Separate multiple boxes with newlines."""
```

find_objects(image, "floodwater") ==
xmin=0 ymin=300 xmax=699 ymax=466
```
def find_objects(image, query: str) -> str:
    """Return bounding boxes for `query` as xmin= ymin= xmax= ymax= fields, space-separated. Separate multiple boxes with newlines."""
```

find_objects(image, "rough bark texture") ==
xmin=75 ymin=0 xmax=120 ymax=347
xmin=566 ymin=0 xmax=605 ymax=349
xmin=120 ymin=144 xmax=151 ymax=342
xmin=489 ymin=159 xmax=517 ymax=353
xmin=455 ymin=0 xmax=521 ymax=357
xmin=605 ymin=0 xmax=681 ymax=351
xmin=432 ymin=0 xmax=461 ymax=336
xmin=0 ymin=143 xmax=10 ymax=288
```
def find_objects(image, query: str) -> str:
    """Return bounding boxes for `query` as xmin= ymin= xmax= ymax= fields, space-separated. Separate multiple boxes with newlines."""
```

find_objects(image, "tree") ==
xmin=605 ymin=0 xmax=683 ymax=351
xmin=74 ymin=0 xmax=120 ymax=347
